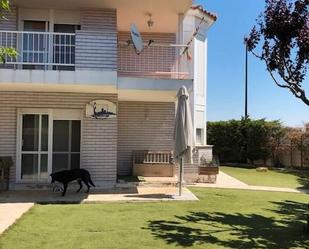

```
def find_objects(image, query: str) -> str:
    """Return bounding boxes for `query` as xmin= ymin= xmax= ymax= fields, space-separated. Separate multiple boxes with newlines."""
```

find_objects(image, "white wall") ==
xmin=181 ymin=9 xmax=215 ymax=146
xmin=18 ymin=8 xmax=81 ymax=31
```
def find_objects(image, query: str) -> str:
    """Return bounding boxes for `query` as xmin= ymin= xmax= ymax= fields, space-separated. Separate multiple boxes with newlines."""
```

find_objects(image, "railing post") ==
xmin=48 ymin=33 xmax=53 ymax=70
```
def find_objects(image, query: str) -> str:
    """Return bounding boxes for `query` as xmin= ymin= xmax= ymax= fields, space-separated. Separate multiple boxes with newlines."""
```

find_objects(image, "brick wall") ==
xmin=117 ymin=101 xmax=175 ymax=175
xmin=76 ymin=9 xmax=117 ymax=71
xmin=0 ymin=91 xmax=117 ymax=187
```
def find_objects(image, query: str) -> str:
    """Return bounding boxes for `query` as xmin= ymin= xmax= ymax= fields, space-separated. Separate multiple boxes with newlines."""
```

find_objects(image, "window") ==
xmin=52 ymin=120 xmax=81 ymax=172
xmin=196 ymin=128 xmax=204 ymax=145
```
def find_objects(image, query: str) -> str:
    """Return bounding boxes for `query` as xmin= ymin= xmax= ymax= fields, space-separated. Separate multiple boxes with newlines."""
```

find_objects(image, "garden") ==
xmin=0 ymin=188 xmax=308 ymax=249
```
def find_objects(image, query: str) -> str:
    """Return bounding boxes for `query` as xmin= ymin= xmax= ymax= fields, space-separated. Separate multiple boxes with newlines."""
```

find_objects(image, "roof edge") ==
xmin=190 ymin=5 xmax=218 ymax=21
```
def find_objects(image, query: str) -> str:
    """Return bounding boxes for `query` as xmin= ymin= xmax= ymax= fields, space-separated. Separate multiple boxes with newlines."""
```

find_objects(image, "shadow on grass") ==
xmin=278 ymin=169 xmax=309 ymax=190
xmin=148 ymin=200 xmax=309 ymax=248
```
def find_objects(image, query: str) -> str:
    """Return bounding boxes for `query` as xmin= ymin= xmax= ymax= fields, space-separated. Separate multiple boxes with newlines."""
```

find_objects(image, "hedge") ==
xmin=207 ymin=118 xmax=284 ymax=164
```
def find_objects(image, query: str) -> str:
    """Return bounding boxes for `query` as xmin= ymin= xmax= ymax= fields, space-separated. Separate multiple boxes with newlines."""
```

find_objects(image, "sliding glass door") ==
xmin=18 ymin=110 xmax=81 ymax=183
xmin=52 ymin=120 xmax=81 ymax=172
xmin=20 ymin=114 xmax=49 ymax=181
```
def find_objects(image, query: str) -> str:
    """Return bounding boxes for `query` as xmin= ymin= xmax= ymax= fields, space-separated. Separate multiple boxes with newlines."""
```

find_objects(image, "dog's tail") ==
xmin=85 ymin=170 xmax=95 ymax=187
xmin=89 ymin=177 xmax=95 ymax=187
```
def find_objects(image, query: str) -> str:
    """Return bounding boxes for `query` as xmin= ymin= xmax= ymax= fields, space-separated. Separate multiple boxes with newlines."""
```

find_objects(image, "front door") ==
xmin=17 ymin=110 xmax=81 ymax=183
xmin=20 ymin=114 xmax=49 ymax=181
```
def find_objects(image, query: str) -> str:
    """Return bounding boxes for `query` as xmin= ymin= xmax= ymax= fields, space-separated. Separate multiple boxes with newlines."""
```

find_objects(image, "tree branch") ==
xmin=250 ymin=48 xmax=309 ymax=106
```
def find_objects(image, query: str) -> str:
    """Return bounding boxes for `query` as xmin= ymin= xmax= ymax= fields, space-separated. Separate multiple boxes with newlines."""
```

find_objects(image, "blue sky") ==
xmin=195 ymin=0 xmax=309 ymax=126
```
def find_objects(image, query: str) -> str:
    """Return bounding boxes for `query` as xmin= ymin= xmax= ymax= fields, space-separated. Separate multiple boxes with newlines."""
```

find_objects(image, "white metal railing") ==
xmin=118 ymin=42 xmax=191 ymax=79
xmin=0 ymin=30 xmax=75 ymax=68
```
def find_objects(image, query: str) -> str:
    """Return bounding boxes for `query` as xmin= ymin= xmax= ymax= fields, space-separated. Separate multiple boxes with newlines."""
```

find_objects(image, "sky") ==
xmin=195 ymin=0 xmax=309 ymax=127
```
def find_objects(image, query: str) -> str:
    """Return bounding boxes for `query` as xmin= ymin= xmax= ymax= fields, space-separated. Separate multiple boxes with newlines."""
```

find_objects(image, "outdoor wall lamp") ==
xmin=146 ymin=13 xmax=154 ymax=29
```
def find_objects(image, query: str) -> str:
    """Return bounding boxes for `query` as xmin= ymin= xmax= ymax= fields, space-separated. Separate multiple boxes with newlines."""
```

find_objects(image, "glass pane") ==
xmin=23 ymin=21 xmax=46 ymax=66
xmin=41 ymin=115 xmax=48 ymax=151
xmin=22 ymin=114 xmax=39 ymax=151
xmin=71 ymin=154 xmax=80 ymax=169
xmin=52 ymin=154 xmax=69 ymax=172
xmin=53 ymin=120 xmax=69 ymax=152
xmin=71 ymin=121 xmax=81 ymax=152
xmin=24 ymin=21 xmax=46 ymax=32
xmin=54 ymin=24 xmax=77 ymax=33
xmin=40 ymin=154 xmax=48 ymax=179
xmin=21 ymin=154 xmax=38 ymax=180
xmin=196 ymin=128 xmax=203 ymax=144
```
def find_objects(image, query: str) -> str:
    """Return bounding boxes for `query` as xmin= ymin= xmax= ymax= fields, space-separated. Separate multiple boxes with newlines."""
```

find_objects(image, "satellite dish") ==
xmin=130 ymin=24 xmax=144 ymax=54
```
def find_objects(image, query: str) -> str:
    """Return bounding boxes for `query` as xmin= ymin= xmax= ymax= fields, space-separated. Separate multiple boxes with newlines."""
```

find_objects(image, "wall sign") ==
xmin=86 ymin=100 xmax=117 ymax=119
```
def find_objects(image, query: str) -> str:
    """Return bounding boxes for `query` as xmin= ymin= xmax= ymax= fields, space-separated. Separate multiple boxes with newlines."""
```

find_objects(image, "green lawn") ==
xmin=221 ymin=166 xmax=309 ymax=190
xmin=0 ymin=188 xmax=308 ymax=249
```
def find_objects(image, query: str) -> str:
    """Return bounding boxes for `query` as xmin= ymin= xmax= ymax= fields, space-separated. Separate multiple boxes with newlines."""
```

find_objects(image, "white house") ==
xmin=0 ymin=0 xmax=216 ymax=189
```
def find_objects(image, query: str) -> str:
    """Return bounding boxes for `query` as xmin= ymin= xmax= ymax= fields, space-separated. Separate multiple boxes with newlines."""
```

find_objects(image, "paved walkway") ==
xmin=0 ymin=203 xmax=34 ymax=234
xmin=0 ymin=187 xmax=197 ymax=204
xmin=190 ymin=171 xmax=309 ymax=194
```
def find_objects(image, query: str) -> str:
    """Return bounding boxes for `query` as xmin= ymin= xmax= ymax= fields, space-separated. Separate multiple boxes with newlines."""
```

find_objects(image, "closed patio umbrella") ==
xmin=174 ymin=86 xmax=194 ymax=196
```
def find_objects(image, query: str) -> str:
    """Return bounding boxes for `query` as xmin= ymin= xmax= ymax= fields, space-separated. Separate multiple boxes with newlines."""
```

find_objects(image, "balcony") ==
xmin=0 ymin=30 xmax=75 ymax=70
xmin=118 ymin=42 xmax=190 ymax=79
xmin=0 ymin=30 xmax=191 ymax=80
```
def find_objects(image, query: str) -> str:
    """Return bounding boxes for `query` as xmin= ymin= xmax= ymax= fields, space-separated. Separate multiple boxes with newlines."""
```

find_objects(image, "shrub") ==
xmin=207 ymin=118 xmax=285 ymax=165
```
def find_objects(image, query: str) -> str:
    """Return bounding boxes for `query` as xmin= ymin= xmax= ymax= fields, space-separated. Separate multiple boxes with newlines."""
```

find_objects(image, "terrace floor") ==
xmin=0 ymin=186 xmax=197 ymax=205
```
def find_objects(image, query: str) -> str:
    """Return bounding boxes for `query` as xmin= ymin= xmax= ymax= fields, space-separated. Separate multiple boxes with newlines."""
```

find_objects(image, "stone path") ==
xmin=0 ymin=203 xmax=34 ymax=234
xmin=190 ymin=171 xmax=309 ymax=194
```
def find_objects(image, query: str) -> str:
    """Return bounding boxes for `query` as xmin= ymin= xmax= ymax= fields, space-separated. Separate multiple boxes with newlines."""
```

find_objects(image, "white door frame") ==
xmin=16 ymin=108 xmax=53 ymax=183
xmin=16 ymin=108 xmax=82 ymax=183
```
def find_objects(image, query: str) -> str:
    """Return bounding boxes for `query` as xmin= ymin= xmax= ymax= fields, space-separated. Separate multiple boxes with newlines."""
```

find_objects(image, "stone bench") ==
xmin=132 ymin=150 xmax=175 ymax=177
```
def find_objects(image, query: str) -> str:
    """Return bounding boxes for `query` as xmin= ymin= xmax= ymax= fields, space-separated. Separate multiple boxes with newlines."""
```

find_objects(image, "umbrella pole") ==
xmin=179 ymin=156 xmax=183 ymax=196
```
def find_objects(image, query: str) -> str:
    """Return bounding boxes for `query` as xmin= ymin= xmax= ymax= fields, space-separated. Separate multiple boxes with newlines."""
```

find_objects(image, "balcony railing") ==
xmin=0 ymin=30 xmax=191 ymax=79
xmin=0 ymin=30 xmax=75 ymax=69
xmin=118 ymin=42 xmax=190 ymax=79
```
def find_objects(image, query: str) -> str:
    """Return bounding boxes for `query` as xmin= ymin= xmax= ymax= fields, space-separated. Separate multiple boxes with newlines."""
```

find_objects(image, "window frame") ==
xmin=52 ymin=120 xmax=81 ymax=172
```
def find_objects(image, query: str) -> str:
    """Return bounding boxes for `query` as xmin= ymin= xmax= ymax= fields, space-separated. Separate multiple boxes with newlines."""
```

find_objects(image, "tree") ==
xmin=0 ymin=0 xmax=17 ymax=63
xmin=245 ymin=0 xmax=309 ymax=105
xmin=0 ymin=0 xmax=9 ymax=19
xmin=265 ymin=121 xmax=286 ymax=166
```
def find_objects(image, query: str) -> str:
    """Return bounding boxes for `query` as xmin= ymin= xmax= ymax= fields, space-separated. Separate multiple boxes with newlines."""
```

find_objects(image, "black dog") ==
xmin=50 ymin=169 xmax=95 ymax=196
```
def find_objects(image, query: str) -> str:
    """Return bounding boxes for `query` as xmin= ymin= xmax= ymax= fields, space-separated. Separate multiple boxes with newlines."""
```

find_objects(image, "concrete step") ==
xmin=138 ymin=181 xmax=179 ymax=187
xmin=116 ymin=178 xmax=179 ymax=188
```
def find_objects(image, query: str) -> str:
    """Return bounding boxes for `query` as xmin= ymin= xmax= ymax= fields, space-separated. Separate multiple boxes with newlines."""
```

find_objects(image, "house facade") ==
xmin=0 ymin=0 xmax=216 ymax=189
